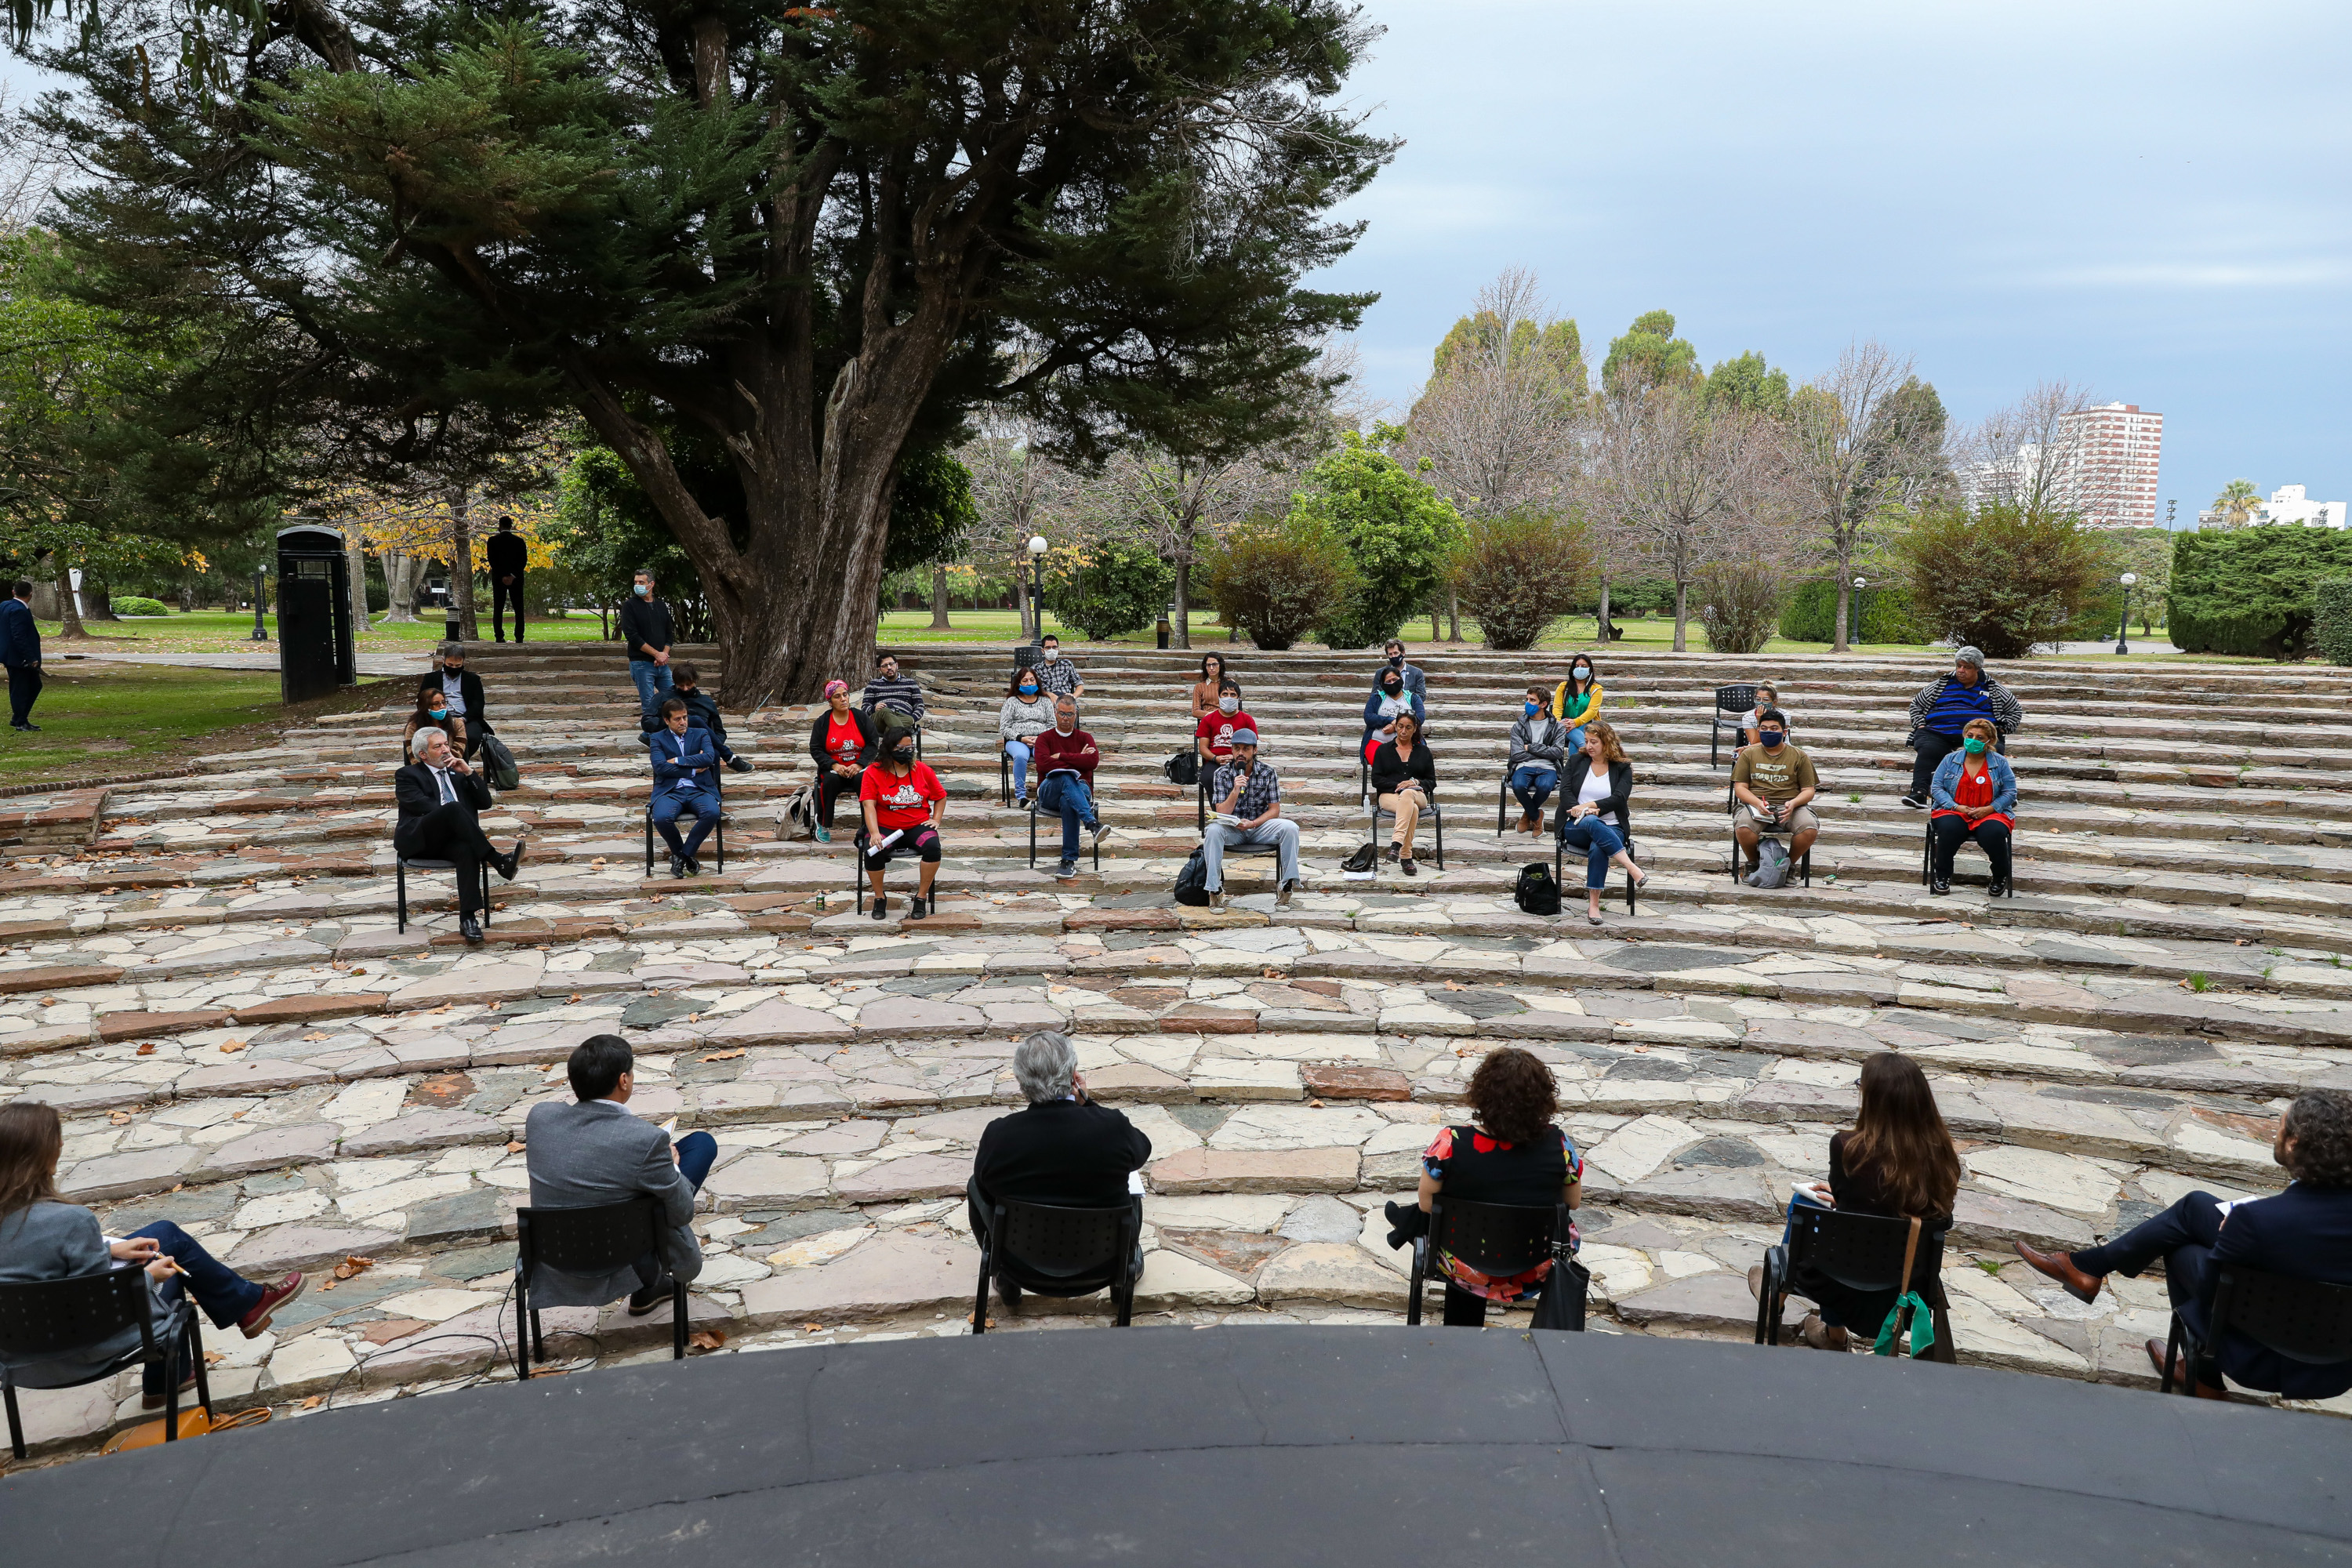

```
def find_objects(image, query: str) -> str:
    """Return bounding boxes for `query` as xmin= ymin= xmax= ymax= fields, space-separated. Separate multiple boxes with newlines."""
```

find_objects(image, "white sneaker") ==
xmin=1207 ymin=891 xmax=1227 ymax=910
xmin=1276 ymin=881 xmax=1295 ymax=907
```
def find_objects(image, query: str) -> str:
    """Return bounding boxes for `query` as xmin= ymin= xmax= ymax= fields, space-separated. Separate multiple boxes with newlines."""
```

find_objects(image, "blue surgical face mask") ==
xmin=1760 ymin=731 xmax=1786 ymax=750
xmin=1019 ymin=684 xmax=1037 ymax=696
xmin=633 ymin=583 xmax=651 ymax=597
xmin=1523 ymin=702 xmax=1539 ymax=717
xmin=1573 ymin=666 xmax=1592 ymax=681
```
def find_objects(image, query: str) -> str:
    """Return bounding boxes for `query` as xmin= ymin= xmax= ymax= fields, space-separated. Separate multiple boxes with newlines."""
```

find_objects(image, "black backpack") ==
xmin=1173 ymin=847 xmax=1211 ymax=906
xmin=1514 ymin=861 xmax=1562 ymax=916
xmin=1164 ymin=750 xmax=1200 ymax=786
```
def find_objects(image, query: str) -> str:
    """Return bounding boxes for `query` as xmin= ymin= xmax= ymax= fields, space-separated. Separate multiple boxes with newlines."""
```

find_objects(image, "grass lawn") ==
xmin=0 ymin=666 xmax=402 ymax=785
xmin=34 ymin=611 xmax=617 ymax=655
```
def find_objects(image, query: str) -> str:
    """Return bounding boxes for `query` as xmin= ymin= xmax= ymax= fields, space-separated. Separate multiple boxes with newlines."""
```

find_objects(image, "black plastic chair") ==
xmin=1 ymin=1264 xmax=209 ymax=1459
xmin=971 ymin=1197 xmax=1139 ymax=1331
xmin=1029 ymin=774 xmax=1102 ymax=873
xmin=1406 ymin=1196 xmax=1567 ymax=1326
xmin=1725 ymin=779 xmax=1811 ymax=888
xmin=643 ymin=798 xmax=728 ymax=877
xmin=395 ymin=855 xmax=492 ymax=934
xmin=2160 ymin=1265 xmax=2352 ymax=1396
xmin=1920 ymin=818 xmax=2016 ymax=895
xmin=513 ymin=1198 xmax=687 ymax=1381
xmin=1555 ymin=826 xmax=1639 ymax=915
xmin=1751 ymin=1205 xmax=1954 ymax=1359
xmin=852 ymin=825 xmax=941 ymax=916
xmin=1362 ymin=754 xmax=1443 ymax=870
xmin=1497 ymin=760 xmax=1566 ymax=835
xmin=1711 ymin=684 xmax=1759 ymax=768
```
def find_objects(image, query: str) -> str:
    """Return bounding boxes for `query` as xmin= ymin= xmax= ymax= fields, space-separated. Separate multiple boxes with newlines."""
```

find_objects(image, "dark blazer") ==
xmin=2194 ymin=1181 xmax=2352 ymax=1399
xmin=394 ymin=762 xmax=493 ymax=855
xmin=1370 ymin=738 xmax=1436 ymax=798
xmin=430 ymin=668 xmax=488 ymax=732
xmin=971 ymin=1099 xmax=1152 ymax=1212
xmin=485 ymin=532 xmax=528 ymax=579
xmin=522 ymin=1098 xmax=701 ymax=1307
xmin=1560 ymin=754 xmax=1635 ymax=839
xmin=0 ymin=597 xmax=39 ymax=667
xmin=807 ymin=707 xmax=880 ymax=771
xmin=645 ymin=724 xmax=717 ymax=796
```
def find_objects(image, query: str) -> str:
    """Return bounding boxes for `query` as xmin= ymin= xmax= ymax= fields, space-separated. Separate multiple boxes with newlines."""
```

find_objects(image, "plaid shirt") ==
xmin=1210 ymin=759 xmax=1281 ymax=821
xmin=1035 ymin=657 xmax=1081 ymax=699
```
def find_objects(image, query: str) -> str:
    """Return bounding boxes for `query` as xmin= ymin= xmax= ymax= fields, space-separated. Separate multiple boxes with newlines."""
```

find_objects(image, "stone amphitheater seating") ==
xmin=5 ymin=636 xmax=2352 ymax=1458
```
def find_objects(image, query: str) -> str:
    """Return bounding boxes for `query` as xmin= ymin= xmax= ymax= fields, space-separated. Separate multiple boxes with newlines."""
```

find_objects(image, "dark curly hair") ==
xmin=1465 ymin=1047 xmax=1559 ymax=1145
xmin=2283 ymin=1089 xmax=2352 ymax=1189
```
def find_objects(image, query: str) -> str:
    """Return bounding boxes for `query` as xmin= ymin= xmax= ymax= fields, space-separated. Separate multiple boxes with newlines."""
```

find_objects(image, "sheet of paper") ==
xmin=1127 ymin=1171 xmax=1146 ymax=1196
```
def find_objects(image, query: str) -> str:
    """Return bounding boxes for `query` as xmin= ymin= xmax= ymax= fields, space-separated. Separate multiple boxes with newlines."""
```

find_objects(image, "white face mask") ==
xmin=1041 ymin=648 xmax=1059 ymax=662
xmin=1573 ymin=666 xmax=1591 ymax=681
xmin=633 ymin=583 xmax=652 ymax=597
xmin=1219 ymin=696 xmax=1238 ymax=713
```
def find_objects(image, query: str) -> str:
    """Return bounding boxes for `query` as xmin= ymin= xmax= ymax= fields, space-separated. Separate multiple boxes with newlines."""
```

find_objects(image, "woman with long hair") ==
xmin=1381 ymin=1046 xmax=1581 ymax=1327
xmin=1556 ymin=718 xmax=1647 ymax=923
xmin=1549 ymin=653 xmax=1603 ymax=758
xmin=997 ymin=664 xmax=1057 ymax=808
xmin=1189 ymin=653 xmax=1230 ymax=721
xmin=401 ymin=677 xmax=469 ymax=759
xmin=0 ymin=1102 xmax=305 ymax=1409
xmin=1369 ymin=709 xmax=1436 ymax=875
xmin=1755 ymin=1051 xmax=1960 ymax=1350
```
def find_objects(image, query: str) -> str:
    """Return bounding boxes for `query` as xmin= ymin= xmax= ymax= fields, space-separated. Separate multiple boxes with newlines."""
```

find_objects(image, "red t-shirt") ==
xmin=1194 ymin=710 xmax=1255 ymax=758
xmin=859 ymin=760 xmax=944 ymax=831
xmin=823 ymin=713 xmax=865 ymax=768
xmin=1930 ymin=761 xmax=2013 ymax=831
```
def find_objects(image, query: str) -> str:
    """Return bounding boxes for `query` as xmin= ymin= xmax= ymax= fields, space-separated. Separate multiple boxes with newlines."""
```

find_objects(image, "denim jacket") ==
xmin=1929 ymin=750 xmax=2016 ymax=815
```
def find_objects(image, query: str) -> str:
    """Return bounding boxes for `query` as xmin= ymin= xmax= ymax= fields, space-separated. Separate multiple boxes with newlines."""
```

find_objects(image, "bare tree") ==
xmin=1955 ymin=379 xmax=2096 ymax=518
xmin=1595 ymin=382 xmax=1782 ymax=652
xmin=0 ymin=90 xmax=64 ymax=234
xmin=961 ymin=413 xmax=1071 ymax=642
xmin=1782 ymin=340 xmax=1940 ymax=652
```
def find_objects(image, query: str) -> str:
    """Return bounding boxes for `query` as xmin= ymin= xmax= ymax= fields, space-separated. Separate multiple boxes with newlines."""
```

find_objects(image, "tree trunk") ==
xmin=345 ymin=528 xmax=372 ymax=633
xmin=446 ymin=487 xmax=479 ymax=642
xmin=1446 ymin=586 xmax=1461 ymax=643
xmin=1671 ymin=579 xmax=1688 ymax=653
xmin=1428 ymin=602 xmax=1441 ymax=641
xmin=55 ymin=567 xmax=86 ymax=638
xmin=1833 ymin=571 xmax=1851 ymax=654
xmin=1173 ymin=557 xmax=1192 ymax=651
xmin=382 ymin=550 xmax=422 ymax=622
xmin=1596 ymin=575 xmax=1612 ymax=643
xmin=929 ymin=563 xmax=950 ymax=629
xmin=1014 ymin=564 xmax=1032 ymax=643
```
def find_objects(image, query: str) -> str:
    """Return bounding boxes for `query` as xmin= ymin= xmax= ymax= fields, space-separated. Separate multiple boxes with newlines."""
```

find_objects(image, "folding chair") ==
xmin=1 ymin=1265 xmax=209 ymax=1459
xmin=971 ymin=1195 xmax=1139 ymax=1331
xmin=2160 ymin=1265 xmax=2352 ymax=1396
xmin=644 ymin=797 xmax=728 ymax=876
xmin=1406 ymin=1196 xmax=1568 ymax=1327
xmin=1752 ymin=1204 xmax=1954 ymax=1361
xmin=1711 ymin=684 xmax=1759 ymax=768
xmin=513 ymin=1197 xmax=687 ymax=1381
xmin=1556 ymin=826 xmax=1639 ymax=915
xmin=852 ymin=827 xmax=942 ymax=915
xmin=1497 ymin=761 xmax=1563 ymax=835
xmin=1368 ymin=786 xmax=1444 ymax=869
xmin=396 ymin=855 xmax=492 ymax=934
xmin=1921 ymin=818 xmax=2016 ymax=895
xmin=1029 ymin=774 xmax=1102 ymax=873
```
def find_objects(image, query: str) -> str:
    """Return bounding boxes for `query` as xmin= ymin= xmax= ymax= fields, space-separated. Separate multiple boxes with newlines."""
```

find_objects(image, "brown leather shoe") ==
xmin=2145 ymin=1338 xmax=2228 ymax=1399
xmin=238 ymin=1271 xmax=307 ymax=1338
xmin=140 ymin=1366 xmax=198 ymax=1410
xmin=2013 ymin=1240 xmax=2101 ymax=1305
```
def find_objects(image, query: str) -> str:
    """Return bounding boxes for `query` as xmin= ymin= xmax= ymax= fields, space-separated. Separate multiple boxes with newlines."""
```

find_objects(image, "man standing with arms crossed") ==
xmin=0 ymin=579 xmax=39 ymax=732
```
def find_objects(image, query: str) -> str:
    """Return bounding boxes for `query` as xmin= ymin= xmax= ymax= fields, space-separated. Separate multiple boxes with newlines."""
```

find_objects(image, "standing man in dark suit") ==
xmin=2015 ymin=1087 xmax=2352 ymax=1399
xmin=967 ymin=1030 xmax=1152 ymax=1312
xmin=394 ymin=726 xmax=524 ymax=944
xmin=486 ymin=516 xmax=528 ymax=643
xmin=0 ymin=579 xmax=41 ymax=731
xmin=524 ymin=1035 xmax=717 ymax=1316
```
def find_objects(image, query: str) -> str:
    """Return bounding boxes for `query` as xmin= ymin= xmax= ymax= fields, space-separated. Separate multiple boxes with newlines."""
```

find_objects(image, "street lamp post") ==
xmin=249 ymin=565 xmax=270 ymax=642
xmin=1026 ymin=534 xmax=1048 ymax=642
xmin=1851 ymin=577 xmax=1866 ymax=648
xmin=2114 ymin=572 xmax=2138 ymax=655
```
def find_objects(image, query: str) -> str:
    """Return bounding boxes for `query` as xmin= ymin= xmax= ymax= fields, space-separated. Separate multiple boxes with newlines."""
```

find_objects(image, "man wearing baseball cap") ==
xmin=1900 ymin=646 xmax=2024 ymax=809
xmin=1202 ymin=727 xmax=1301 ymax=909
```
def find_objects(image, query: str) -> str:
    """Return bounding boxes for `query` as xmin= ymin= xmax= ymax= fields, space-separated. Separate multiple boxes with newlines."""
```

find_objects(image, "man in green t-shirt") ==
xmin=1730 ymin=707 xmax=1820 ymax=877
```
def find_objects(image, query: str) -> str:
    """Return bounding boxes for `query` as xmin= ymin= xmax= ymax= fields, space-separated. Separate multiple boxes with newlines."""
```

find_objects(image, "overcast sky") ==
xmin=1321 ymin=0 xmax=2352 ymax=522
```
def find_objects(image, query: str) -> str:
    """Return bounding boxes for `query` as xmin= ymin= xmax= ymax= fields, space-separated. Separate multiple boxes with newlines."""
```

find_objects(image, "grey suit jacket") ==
xmin=0 ymin=1200 xmax=171 ymax=1386
xmin=522 ymin=1098 xmax=702 ymax=1307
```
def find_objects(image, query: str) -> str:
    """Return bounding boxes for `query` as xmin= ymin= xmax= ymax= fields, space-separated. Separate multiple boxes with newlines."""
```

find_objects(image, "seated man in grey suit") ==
xmin=524 ymin=1035 xmax=720 ymax=1316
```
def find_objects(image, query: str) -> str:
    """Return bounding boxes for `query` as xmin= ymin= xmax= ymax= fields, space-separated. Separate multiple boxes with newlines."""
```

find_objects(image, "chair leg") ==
xmin=2161 ymin=1312 xmax=2182 ymax=1394
xmin=1433 ymin=810 xmax=1445 ymax=870
xmin=162 ymin=1329 xmax=182 ymax=1443
xmin=645 ymin=811 xmax=655 ymax=878
xmin=190 ymin=1317 xmax=213 ymax=1423
xmin=972 ymin=1248 xmax=993 ymax=1335
xmin=514 ymin=1278 xmax=532 ymax=1382
xmin=1028 ymin=800 xmax=1037 ymax=869
xmin=673 ymin=1283 xmax=688 ymax=1360
xmin=714 ymin=814 xmax=725 ymax=874
xmin=1406 ymin=1238 xmax=1427 ymax=1327
xmin=531 ymin=1307 xmax=545 ymax=1359
xmin=396 ymin=862 xmax=407 ymax=934
xmin=5 ymin=1374 xmax=22 ymax=1461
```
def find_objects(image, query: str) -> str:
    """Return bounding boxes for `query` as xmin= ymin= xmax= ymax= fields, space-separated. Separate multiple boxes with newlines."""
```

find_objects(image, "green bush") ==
xmin=1291 ymin=431 xmax=1463 ymax=649
xmin=2170 ymin=528 xmax=2352 ymax=660
xmin=1694 ymin=561 xmax=1788 ymax=655
xmin=1200 ymin=513 xmax=1359 ymax=651
xmin=1897 ymin=503 xmax=2114 ymax=659
xmin=1040 ymin=539 xmax=1173 ymax=641
xmin=2308 ymin=579 xmax=2352 ymax=666
xmin=1777 ymin=579 xmax=1922 ymax=644
xmin=110 ymin=596 xmax=170 ymax=617
xmin=1449 ymin=511 xmax=1592 ymax=650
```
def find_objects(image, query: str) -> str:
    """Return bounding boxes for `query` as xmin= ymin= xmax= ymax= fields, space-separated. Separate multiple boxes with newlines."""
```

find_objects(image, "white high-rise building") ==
xmin=1959 ymin=401 xmax=2163 ymax=528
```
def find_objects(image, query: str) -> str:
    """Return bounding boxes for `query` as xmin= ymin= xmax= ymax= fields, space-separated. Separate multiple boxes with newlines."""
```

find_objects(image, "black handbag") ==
xmin=1531 ymin=1254 xmax=1588 ymax=1332
xmin=1164 ymin=750 xmax=1199 ymax=786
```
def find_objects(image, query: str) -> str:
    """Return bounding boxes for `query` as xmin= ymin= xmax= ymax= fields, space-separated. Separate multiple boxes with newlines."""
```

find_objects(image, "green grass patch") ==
xmin=0 ymin=666 xmax=394 ymax=784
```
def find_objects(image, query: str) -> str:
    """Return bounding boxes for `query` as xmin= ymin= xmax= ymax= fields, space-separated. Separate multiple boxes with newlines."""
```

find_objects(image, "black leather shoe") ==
xmin=1987 ymin=877 xmax=2011 ymax=898
xmin=1929 ymin=876 xmax=1951 ymax=895
xmin=906 ymin=895 xmax=927 ymax=920
xmin=459 ymin=916 xmax=485 ymax=944
xmin=684 ymin=855 xmax=701 ymax=877
xmin=495 ymin=840 xmax=525 ymax=880
xmin=995 ymin=1276 xmax=1022 ymax=1312
xmin=727 ymin=757 xmax=753 ymax=773
xmin=869 ymin=895 xmax=888 ymax=920
xmin=627 ymin=1283 xmax=668 ymax=1317
xmin=669 ymin=854 xmax=687 ymax=878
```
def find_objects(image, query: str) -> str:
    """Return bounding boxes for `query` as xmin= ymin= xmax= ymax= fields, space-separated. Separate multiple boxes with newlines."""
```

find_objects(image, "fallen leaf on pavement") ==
xmin=699 ymin=1048 xmax=745 ymax=1061
xmin=109 ymin=1111 xmax=132 ymax=1124
xmin=803 ymin=1322 xmax=825 ymax=1334
xmin=135 ymin=1043 xmax=155 ymax=1055
xmin=568 ymin=993 xmax=582 ymax=1004
xmin=204 ymin=1350 xmax=226 ymax=1365
xmin=331 ymin=1254 xmax=376 ymax=1282
xmin=688 ymin=1330 xmax=728 ymax=1352
xmin=300 ymin=1396 xmax=323 ymax=1410
xmin=506 ymin=1141 xmax=526 ymax=1153
xmin=219 ymin=1040 xmax=246 ymax=1054
xmin=1443 ymin=980 xmax=1465 ymax=991
xmin=303 ymin=1031 xmax=333 ymax=1041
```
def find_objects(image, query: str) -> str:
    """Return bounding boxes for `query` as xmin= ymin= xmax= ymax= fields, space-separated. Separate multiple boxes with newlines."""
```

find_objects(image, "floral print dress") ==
xmin=1421 ymin=1124 xmax=1584 ymax=1302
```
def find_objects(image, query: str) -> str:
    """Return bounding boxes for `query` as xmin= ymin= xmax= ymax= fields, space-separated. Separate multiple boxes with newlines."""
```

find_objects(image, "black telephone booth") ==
xmin=277 ymin=525 xmax=356 ymax=704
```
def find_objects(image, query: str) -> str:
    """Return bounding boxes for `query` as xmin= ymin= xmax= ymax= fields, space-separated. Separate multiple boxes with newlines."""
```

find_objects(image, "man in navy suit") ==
xmin=0 ymin=579 xmax=42 ymax=731
xmin=646 ymin=695 xmax=720 ymax=877
xmin=2016 ymin=1087 xmax=2352 ymax=1399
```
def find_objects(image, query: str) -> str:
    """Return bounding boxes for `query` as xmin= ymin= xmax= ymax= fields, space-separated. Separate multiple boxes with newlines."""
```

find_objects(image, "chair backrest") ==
xmin=2212 ymin=1267 xmax=2352 ymax=1367
xmin=1430 ymin=1197 xmax=1559 ymax=1280
xmin=0 ymin=1264 xmax=156 ymax=1361
xmin=1788 ymin=1205 xmax=1943 ymax=1294
xmin=1714 ymin=684 xmax=1759 ymax=715
xmin=517 ymin=1198 xmax=662 ymax=1277
xmin=994 ymin=1199 xmax=1134 ymax=1283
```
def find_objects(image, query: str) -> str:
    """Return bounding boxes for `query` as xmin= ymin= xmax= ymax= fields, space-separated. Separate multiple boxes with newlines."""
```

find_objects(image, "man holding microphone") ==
xmin=1201 ymin=728 xmax=1300 ymax=910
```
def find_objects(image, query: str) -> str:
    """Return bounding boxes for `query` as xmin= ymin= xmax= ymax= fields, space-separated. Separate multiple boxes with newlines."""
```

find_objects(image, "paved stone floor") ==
xmin=5 ymin=643 xmax=2352 ymax=1466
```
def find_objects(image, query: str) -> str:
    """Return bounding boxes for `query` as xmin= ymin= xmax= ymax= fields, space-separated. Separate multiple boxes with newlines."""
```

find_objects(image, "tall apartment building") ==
xmin=2063 ymin=402 xmax=2163 ymax=528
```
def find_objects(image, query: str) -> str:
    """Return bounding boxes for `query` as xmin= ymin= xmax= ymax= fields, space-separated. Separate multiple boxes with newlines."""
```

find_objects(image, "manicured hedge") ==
xmin=2169 ymin=527 xmax=2352 ymax=659
xmin=110 ymin=596 xmax=170 ymax=617
xmin=2315 ymin=578 xmax=2352 ymax=666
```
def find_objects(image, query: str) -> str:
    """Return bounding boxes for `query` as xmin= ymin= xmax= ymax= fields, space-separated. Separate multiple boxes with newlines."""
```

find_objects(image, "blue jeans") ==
xmin=630 ymin=660 xmax=673 ymax=728
xmin=652 ymin=786 xmax=720 ymax=858
xmin=1004 ymin=739 xmax=1033 ymax=798
xmin=1509 ymin=764 xmax=1558 ymax=812
xmin=1556 ymin=817 xmax=1624 ymax=889
xmin=1037 ymin=772 xmax=1097 ymax=861
xmin=128 ymin=1221 xmax=263 ymax=1395
xmin=1566 ymin=726 xmax=1586 ymax=759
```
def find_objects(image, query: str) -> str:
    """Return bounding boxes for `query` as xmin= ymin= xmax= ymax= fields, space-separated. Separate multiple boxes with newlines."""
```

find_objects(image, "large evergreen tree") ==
xmin=17 ymin=0 xmax=1389 ymax=700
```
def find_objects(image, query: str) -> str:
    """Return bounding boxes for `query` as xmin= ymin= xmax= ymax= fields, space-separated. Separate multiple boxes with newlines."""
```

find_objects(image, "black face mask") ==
xmin=1382 ymin=681 xmax=1402 ymax=695
xmin=892 ymin=746 xmax=916 ymax=764
xmin=1388 ymin=655 xmax=1403 ymax=667
xmin=1760 ymin=731 xmax=1786 ymax=750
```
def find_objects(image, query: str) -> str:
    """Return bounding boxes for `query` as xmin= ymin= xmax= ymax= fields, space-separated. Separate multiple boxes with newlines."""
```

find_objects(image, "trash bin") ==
xmin=276 ymin=525 xmax=356 ymax=704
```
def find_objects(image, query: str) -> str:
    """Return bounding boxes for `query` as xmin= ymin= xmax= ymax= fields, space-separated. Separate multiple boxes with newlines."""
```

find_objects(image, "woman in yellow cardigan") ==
xmin=1550 ymin=654 xmax=1602 ymax=758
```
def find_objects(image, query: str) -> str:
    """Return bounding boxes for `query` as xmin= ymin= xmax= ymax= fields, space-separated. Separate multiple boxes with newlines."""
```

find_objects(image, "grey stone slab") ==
xmin=1276 ymin=1196 xmax=1363 ymax=1244
xmin=336 ymin=1108 xmax=504 ymax=1157
xmin=60 ymin=1145 xmax=198 ymax=1202
xmin=223 ymin=1223 xmax=401 ymax=1276
xmin=198 ymin=1123 xmax=341 ymax=1179
xmin=404 ymin=1185 xmax=515 ymax=1246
